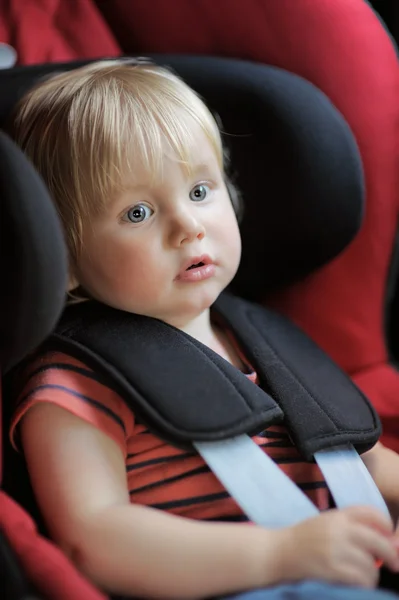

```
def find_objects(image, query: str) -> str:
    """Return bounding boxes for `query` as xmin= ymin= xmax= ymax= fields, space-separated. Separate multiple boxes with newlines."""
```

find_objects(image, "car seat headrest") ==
xmin=0 ymin=132 xmax=68 ymax=373
xmin=0 ymin=56 xmax=364 ymax=369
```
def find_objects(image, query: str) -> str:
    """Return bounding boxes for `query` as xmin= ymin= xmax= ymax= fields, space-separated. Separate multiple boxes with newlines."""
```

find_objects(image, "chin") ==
xmin=186 ymin=287 xmax=223 ymax=316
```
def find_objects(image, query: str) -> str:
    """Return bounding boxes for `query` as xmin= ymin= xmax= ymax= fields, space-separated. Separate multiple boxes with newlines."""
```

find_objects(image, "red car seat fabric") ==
xmin=0 ymin=0 xmax=121 ymax=65
xmin=0 ymin=492 xmax=107 ymax=600
xmin=95 ymin=0 xmax=399 ymax=452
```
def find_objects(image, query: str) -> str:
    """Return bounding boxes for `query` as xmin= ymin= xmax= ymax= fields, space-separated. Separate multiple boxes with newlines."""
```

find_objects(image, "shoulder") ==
xmin=9 ymin=350 xmax=135 ymax=454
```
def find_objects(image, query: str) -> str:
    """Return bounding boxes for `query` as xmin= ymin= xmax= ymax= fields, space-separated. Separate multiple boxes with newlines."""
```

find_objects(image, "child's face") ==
xmin=73 ymin=126 xmax=242 ymax=328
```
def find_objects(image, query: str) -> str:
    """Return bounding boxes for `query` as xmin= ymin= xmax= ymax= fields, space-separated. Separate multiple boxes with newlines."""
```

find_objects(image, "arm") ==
xmin=362 ymin=442 xmax=399 ymax=525
xmin=20 ymin=403 xmax=283 ymax=599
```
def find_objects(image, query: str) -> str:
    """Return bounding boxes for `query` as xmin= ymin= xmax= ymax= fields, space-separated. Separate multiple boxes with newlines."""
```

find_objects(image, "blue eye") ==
xmin=189 ymin=184 xmax=210 ymax=202
xmin=125 ymin=204 xmax=153 ymax=223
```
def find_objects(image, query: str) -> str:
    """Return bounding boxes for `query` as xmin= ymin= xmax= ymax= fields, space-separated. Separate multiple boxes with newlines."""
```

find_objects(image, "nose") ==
xmin=168 ymin=207 xmax=206 ymax=247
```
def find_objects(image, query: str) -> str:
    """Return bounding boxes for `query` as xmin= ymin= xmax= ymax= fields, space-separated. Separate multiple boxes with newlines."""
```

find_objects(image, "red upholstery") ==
xmin=0 ymin=0 xmax=120 ymax=64
xmin=96 ymin=0 xmax=399 ymax=452
xmin=0 ymin=491 xmax=107 ymax=599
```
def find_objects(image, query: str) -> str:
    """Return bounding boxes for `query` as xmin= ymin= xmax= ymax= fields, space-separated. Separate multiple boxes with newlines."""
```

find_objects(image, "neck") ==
xmin=176 ymin=308 xmax=245 ymax=370
xmin=176 ymin=308 xmax=215 ymax=346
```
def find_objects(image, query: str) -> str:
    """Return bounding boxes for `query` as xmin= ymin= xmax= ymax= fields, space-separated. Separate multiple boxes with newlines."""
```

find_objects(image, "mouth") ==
xmin=183 ymin=255 xmax=212 ymax=272
xmin=176 ymin=254 xmax=216 ymax=282
xmin=187 ymin=260 xmax=206 ymax=270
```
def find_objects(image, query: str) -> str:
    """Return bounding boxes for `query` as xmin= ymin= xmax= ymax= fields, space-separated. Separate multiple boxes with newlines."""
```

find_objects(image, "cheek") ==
xmin=78 ymin=236 xmax=155 ymax=298
xmin=216 ymin=204 xmax=242 ymax=262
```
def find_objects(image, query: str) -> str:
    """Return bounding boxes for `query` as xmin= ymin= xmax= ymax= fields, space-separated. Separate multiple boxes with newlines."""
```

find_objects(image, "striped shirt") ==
xmin=10 ymin=350 xmax=331 ymax=521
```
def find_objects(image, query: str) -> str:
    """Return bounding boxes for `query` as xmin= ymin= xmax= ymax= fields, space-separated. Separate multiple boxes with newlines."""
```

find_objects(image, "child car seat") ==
xmin=1 ymin=53 xmax=396 ymax=599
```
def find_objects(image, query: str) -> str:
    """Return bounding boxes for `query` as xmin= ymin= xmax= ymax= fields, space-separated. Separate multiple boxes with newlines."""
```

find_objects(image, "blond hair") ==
xmin=11 ymin=59 xmax=226 ymax=265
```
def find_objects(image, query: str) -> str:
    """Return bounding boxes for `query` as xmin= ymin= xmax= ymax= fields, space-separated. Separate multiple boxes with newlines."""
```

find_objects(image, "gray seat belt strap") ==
xmin=314 ymin=444 xmax=390 ymax=517
xmin=194 ymin=436 xmax=318 ymax=528
xmin=194 ymin=436 xmax=390 ymax=528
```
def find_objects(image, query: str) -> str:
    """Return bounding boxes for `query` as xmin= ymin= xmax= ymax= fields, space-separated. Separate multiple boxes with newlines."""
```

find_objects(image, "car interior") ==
xmin=1 ymin=2 xmax=399 ymax=599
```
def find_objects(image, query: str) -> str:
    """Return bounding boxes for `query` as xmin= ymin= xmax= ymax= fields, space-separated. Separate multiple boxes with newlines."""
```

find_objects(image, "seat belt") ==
xmin=195 ymin=436 xmax=318 ymax=528
xmin=194 ymin=436 xmax=390 ymax=529
xmin=314 ymin=444 xmax=389 ymax=516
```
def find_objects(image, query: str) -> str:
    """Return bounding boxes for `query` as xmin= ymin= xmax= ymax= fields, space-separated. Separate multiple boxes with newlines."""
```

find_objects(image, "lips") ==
xmin=176 ymin=254 xmax=215 ymax=282
xmin=182 ymin=254 xmax=212 ymax=272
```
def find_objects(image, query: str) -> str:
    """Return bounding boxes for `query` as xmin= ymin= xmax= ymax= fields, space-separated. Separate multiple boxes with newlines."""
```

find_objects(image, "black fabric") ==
xmin=0 ymin=531 xmax=40 ymax=600
xmin=386 ymin=231 xmax=399 ymax=363
xmin=45 ymin=293 xmax=380 ymax=461
xmin=216 ymin=294 xmax=381 ymax=458
xmin=0 ymin=55 xmax=365 ymax=301
xmin=371 ymin=0 xmax=399 ymax=45
xmin=0 ymin=132 xmax=68 ymax=374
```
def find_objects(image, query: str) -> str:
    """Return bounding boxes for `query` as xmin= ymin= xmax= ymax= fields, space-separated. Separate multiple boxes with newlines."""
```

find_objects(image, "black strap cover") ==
xmin=46 ymin=293 xmax=380 ymax=460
